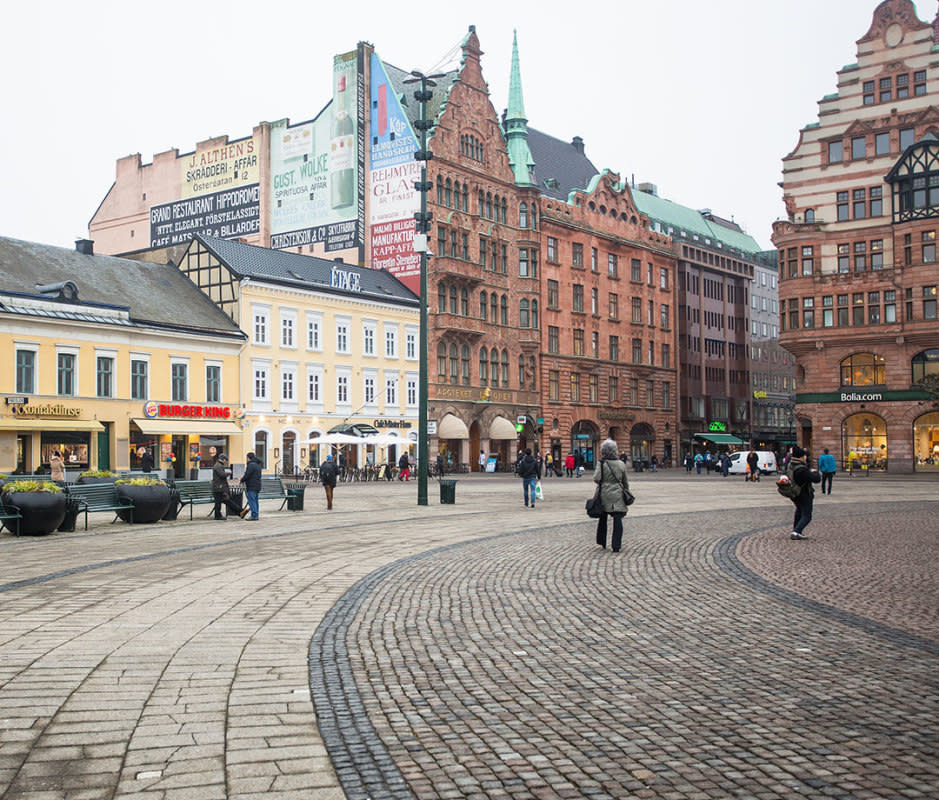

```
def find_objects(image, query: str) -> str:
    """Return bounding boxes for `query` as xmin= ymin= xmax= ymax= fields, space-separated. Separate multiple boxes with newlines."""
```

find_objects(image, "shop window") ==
xmin=913 ymin=411 xmax=939 ymax=470
xmin=840 ymin=352 xmax=886 ymax=387
xmin=842 ymin=413 xmax=887 ymax=471
xmin=912 ymin=349 xmax=939 ymax=383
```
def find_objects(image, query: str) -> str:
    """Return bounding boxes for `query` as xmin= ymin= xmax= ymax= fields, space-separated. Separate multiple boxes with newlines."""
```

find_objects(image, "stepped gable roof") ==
xmin=0 ymin=236 xmax=243 ymax=337
xmin=525 ymin=127 xmax=599 ymax=200
xmin=195 ymin=235 xmax=419 ymax=306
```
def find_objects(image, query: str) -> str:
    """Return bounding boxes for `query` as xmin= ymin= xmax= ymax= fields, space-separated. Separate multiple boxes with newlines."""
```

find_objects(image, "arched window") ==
xmin=804 ymin=208 xmax=815 ymax=223
xmin=478 ymin=190 xmax=485 ymax=215
xmin=462 ymin=184 xmax=469 ymax=211
xmin=436 ymin=175 xmax=443 ymax=205
xmin=912 ymin=348 xmax=939 ymax=382
xmin=479 ymin=347 xmax=489 ymax=384
xmin=530 ymin=204 xmax=538 ymax=230
xmin=519 ymin=202 xmax=529 ymax=229
xmin=437 ymin=282 xmax=446 ymax=313
xmin=453 ymin=180 xmax=461 ymax=210
xmin=519 ymin=298 xmax=530 ymax=328
xmin=480 ymin=291 xmax=488 ymax=320
xmin=501 ymin=349 xmax=510 ymax=387
xmin=449 ymin=285 xmax=458 ymax=314
xmin=531 ymin=298 xmax=539 ymax=329
xmin=253 ymin=431 xmax=270 ymax=469
xmin=461 ymin=345 xmax=470 ymax=384
xmin=490 ymin=348 xmax=499 ymax=379
xmin=490 ymin=293 xmax=498 ymax=322
xmin=518 ymin=356 xmax=525 ymax=387
xmin=529 ymin=356 xmax=536 ymax=390
xmin=501 ymin=198 xmax=507 ymax=223
xmin=460 ymin=287 xmax=469 ymax=316
xmin=449 ymin=344 xmax=459 ymax=383
xmin=445 ymin=178 xmax=452 ymax=208
xmin=840 ymin=353 xmax=886 ymax=387
xmin=486 ymin=193 xmax=493 ymax=219
xmin=501 ymin=295 xmax=508 ymax=325
xmin=437 ymin=341 xmax=447 ymax=379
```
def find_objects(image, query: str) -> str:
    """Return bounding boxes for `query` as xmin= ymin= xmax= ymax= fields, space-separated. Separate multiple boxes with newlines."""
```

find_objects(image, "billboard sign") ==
xmin=369 ymin=53 xmax=421 ymax=293
xmin=269 ymin=51 xmax=363 ymax=254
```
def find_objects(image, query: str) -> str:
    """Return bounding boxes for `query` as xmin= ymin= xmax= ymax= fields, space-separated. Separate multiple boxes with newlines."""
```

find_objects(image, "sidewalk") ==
xmin=0 ymin=472 xmax=936 ymax=798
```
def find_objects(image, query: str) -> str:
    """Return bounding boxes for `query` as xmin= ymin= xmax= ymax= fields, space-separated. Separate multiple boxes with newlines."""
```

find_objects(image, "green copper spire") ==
xmin=505 ymin=29 xmax=536 ymax=186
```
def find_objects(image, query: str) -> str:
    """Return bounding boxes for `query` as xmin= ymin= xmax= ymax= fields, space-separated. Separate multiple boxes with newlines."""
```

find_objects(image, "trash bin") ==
xmin=162 ymin=488 xmax=183 ymax=520
xmin=286 ymin=486 xmax=305 ymax=511
xmin=439 ymin=479 xmax=457 ymax=504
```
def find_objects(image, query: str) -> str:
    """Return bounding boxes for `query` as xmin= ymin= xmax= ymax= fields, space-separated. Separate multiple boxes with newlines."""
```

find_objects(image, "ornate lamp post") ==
xmin=405 ymin=70 xmax=444 ymax=506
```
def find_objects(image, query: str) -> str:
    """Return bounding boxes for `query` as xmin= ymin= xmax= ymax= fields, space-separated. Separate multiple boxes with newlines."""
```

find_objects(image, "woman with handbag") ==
xmin=592 ymin=439 xmax=631 ymax=552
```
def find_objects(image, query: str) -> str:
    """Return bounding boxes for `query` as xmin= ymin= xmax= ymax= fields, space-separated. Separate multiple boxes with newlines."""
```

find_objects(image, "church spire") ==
xmin=505 ymin=30 xmax=536 ymax=186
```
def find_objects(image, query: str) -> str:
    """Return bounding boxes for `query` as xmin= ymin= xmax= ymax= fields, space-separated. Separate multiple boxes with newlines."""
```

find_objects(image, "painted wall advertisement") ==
xmin=269 ymin=51 xmax=364 ymax=254
xmin=369 ymin=53 xmax=421 ymax=294
xmin=149 ymin=136 xmax=260 ymax=247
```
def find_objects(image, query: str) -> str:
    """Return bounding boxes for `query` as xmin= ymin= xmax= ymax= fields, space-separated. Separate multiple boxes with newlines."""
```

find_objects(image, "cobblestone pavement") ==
xmin=0 ymin=472 xmax=936 ymax=799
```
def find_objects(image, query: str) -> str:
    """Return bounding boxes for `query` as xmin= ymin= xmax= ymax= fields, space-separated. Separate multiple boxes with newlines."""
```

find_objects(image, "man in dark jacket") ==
xmin=140 ymin=448 xmax=154 ymax=473
xmin=212 ymin=454 xmax=243 ymax=520
xmin=319 ymin=453 xmax=338 ymax=509
xmin=398 ymin=451 xmax=410 ymax=481
xmin=517 ymin=448 xmax=540 ymax=508
xmin=239 ymin=452 xmax=262 ymax=520
xmin=788 ymin=445 xmax=821 ymax=540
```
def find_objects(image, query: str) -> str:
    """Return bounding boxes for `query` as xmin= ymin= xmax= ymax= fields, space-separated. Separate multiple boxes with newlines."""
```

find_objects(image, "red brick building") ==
xmin=774 ymin=0 xmax=939 ymax=473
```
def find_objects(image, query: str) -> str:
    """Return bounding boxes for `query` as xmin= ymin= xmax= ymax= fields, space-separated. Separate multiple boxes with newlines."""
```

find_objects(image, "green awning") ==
xmin=693 ymin=432 xmax=745 ymax=445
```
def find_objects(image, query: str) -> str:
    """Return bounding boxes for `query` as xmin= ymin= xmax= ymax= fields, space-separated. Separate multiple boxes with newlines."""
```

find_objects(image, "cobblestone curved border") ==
xmin=715 ymin=527 xmax=939 ymax=657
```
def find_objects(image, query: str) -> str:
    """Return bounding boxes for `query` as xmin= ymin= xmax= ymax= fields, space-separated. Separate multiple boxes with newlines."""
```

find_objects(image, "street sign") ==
xmin=516 ymin=415 xmax=527 ymax=424
xmin=427 ymin=420 xmax=437 ymax=435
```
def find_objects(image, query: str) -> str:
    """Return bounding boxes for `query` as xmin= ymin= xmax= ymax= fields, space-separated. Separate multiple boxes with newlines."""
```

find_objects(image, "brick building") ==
xmin=773 ymin=0 xmax=939 ymax=473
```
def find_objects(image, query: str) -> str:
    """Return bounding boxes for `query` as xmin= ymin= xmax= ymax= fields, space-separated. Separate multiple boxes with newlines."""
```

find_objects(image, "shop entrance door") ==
xmin=16 ymin=435 xmax=29 ymax=474
xmin=172 ymin=435 xmax=186 ymax=479
xmin=97 ymin=424 xmax=111 ymax=472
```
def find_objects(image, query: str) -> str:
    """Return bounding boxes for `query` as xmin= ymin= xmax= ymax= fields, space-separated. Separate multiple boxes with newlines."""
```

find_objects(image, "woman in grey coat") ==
xmin=592 ymin=438 xmax=630 ymax=552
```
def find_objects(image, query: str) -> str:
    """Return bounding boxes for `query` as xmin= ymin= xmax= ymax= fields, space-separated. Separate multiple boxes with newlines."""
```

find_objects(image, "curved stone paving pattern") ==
xmin=310 ymin=504 xmax=939 ymax=799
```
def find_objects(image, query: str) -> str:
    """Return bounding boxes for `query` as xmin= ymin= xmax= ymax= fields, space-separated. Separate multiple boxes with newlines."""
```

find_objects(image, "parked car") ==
xmin=727 ymin=450 xmax=778 ymax=475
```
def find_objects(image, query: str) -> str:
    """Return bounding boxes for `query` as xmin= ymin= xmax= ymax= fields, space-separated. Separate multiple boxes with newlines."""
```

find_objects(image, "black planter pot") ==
xmin=3 ymin=491 xmax=67 ymax=535
xmin=115 ymin=484 xmax=171 ymax=524
xmin=162 ymin=488 xmax=182 ymax=521
xmin=77 ymin=476 xmax=117 ymax=485
xmin=57 ymin=495 xmax=83 ymax=532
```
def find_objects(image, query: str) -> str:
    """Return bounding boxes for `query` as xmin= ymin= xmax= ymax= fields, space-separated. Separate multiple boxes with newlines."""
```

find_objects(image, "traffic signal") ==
xmin=413 ymin=211 xmax=433 ymax=234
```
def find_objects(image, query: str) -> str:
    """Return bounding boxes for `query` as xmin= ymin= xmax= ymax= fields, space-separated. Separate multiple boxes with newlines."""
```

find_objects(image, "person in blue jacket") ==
xmin=817 ymin=448 xmax=837 ymax=495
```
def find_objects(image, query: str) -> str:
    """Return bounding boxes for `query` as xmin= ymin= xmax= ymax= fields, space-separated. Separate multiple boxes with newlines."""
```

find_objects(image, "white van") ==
xmin=727 ymin=450 xmax=778 ymax=475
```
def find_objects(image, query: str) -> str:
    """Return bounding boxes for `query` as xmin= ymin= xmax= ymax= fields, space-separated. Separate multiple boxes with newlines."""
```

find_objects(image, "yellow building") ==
xmin=0 ymin=237 xmax=246 ymax=477
xmin=176 ymin=235 xmax=421 ymax=474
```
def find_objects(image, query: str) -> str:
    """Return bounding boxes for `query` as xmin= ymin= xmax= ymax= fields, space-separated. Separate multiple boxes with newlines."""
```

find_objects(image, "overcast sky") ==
xmin=2 ymin=0 xmax=925 ymax=252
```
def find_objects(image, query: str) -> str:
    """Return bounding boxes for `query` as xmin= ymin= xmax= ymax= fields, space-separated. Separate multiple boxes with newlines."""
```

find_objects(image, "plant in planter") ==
xmin=77 ymin=469 xmax=119 ymax=485
xmin=1 ymin=480 xmax=67 ymax=535
xmin=114 ymin=477 xmax=171 ymax=523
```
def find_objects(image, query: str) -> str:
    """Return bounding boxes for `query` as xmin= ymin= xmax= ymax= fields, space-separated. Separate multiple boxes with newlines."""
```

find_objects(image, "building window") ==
xmin=336 ymin=321 xmax=349 ymax=354
xmin=608 ymin=375 xmax=618 ymax=402
xmin=900 ymin=127 xmax=916 ymax=151
xmin=838 ymin=243 xmax=851 ymax=273
xmin=57 ymin=352 xmax=75 ymax=396
xmin=828 ymin=140 xmax=843 ymax=163
xmin=572 ymin=243 xmax=584 ymax=268
xmin=608 ymin=253 xmax=618 ymax=278
xmin=659 ymin=267 xmax=669 ymax=290
xmin=548 ymin=326 xmax=559 ymax=354
xmin=406 ymin=330 xmax=417 ymax=360
xmin=337 ymin=374 xmax=348 ymax=404
xmin=880 ymin=76 xmax=892 ymax=103
xmin=609 ymin=335 xmax=619 ymax=362
xmin=94 ymin=354 xmax=118 ymax=398
xmin=914 ymin=69 xmax=927 ymax=95
xmin=206 ymin=364 xmax=221 ymax=403
xmin=631 ymin=258 xmax=641 ymax=281
xmin=131 ymin=359 xmax=148 ymax=400
xmin=546 ymin=236 xmax=558 ymax=262
xmin=925 ymin=285 xmax=938 ymax=319
xmin=589 ymin=374 xmax=599 ymax=403
xmin=875 ymin=132 xmax=890 ymax=155
xmin=884 ymin=290 xmax=897 ymax=323
xmin=591 ymin=248 xmax=598 ymax=272
xmin=591 ymin=287 xmax=598 ymax=315
xmin=840 ymin=353 xmax=886 ymax=386
xmin=479 ymin=348 xmax=489 ymax=384
xmin=853 ymin=188 xmax=866 ymax=219
xmin=870 ymin=186 xmax=883 ymax=217
xmin=661 ymin=343 xmax=670 ymax=369
xmin=863 ymin=80 xmax=875 ymax=105
xmin=912 ymin=348 xmax=939 ymax=382
xmin=660 ymin=304 xmax=670 ymax=329
xmin=632 ymin=338 xmax=642 ymax=363
xmin=802 ymin=297 xmax=814 ymax=328
xmin=570 ymin=373 xmax=580 ymax=403
xmin=308 ymin=371 xmax=320 ymax=403
xmin=254 ymin=366 xmax=268 ymax=400
xmin=591 ymin=331 xmax=599 ymax=358
xmin=852 ymin=136 xmax=866 ymax=160
xmin=281 ymin=315 xmax=295 ymax=348
xmin=386 ymin=374 xmax=399 ymax=406
xmin=548 ymin=370 xmax=559 ymax=401
xmin=307 ymin=316 xmax=321 ymax=350
xmin=923 ymin=231 xmax=936 ymax=263
xmin=662 ymin=381 xmax=671 ymax=409
xmin=519 ymin=248 xmax=531 ymax=277
xmin=837 ymin=191 xmax=849 ymax=221
xmin=631 ymin=296 xmax=642 ymax=323
xmin=520 ymin=299 xmax=530 ymax=328
xmin=870 ymin=239 xmax=884 ymax=269
xmin=573 ymin=329 xmax=584 ymax=356
xmin=547 ymin=279 xmax=559 ymax=309
xmin=854 ymin=241 xmax=867 ymax=271
xmin=572 ymin=284 xmax=584 ymax=313
xmin=363 ymin=324 xmax=376 ymax=356
xmin=609 ymin=292 xmax=619 ymax=320
xmin=519 ymin=202 xmax=528 ymax=228
xmin=282 ymin=368 xmax=295 ymax=402
xmin=629 ymin=379 xmax=639 ymax=406
xmin=460 ymin=288 xmax=469 ymax=316
xmin=253 ymin=310 xmax=269 ymax=345
xmin=500 ymin=295 xmax=508 ymax=325
xmin=407 ymin=376 xmax=417 ymax=407
xmin=170 ymin=362 xmax=187 ymax=401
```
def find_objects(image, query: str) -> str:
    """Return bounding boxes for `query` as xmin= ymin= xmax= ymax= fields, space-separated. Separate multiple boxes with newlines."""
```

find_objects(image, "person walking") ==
xmin=211 ymin=454 xmax=242 ymax=520
xmin=319 ymin=453 xmax=338 ymax=509
xmin=517 ymin=448 xmax=540 ymax=508
xmin=239 ymin=452 xmax=262 ymax=520
xmin=49 ymin=450 xmax=66 ymax=485
xmin=593 ymin=439 xmax=631 ymax=552
xmin=564 ymin=453 xmax=575 ymax=478
xmin=398 ymin=451 xmax=410 ymax=481
xmin=720 ymin=452 xmax=731 ymax=477
xmin=746 ymin=449 xmax=760 ymax=482
xmin=818 ymin=448 xmax=837 ymax=495
xmin=140 ymin=447 xmax=154 ymax=473
xmin=478 ymin=450 xmax=487 ymax=472
xmin=694 ymin=452 xmax=703 ymax=474
xmin=786 ymin=445 xmax=821 ymax=540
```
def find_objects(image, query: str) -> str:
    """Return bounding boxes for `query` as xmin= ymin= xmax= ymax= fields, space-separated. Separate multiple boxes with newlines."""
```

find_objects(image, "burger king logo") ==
xmin=144 ymin=401 xmax=159 ymax=418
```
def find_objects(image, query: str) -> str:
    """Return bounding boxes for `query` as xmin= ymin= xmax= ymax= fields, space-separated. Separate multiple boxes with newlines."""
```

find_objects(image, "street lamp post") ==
xmin=405 ymin=70 xmax=444 ymax=506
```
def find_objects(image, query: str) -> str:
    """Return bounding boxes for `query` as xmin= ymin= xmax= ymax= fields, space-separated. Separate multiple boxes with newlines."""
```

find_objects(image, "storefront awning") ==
xmin=693 ymin=432 xmax=745 ymax=445
xmin=437 ymin=413 xmax=469 ymax=439
xmin=0 ymin=418 xmax=105 ymax=432
xmin=489 ymin=416 xmax=517 ymax=440
xmin=131 ymin=418 xmax=242 ymax=435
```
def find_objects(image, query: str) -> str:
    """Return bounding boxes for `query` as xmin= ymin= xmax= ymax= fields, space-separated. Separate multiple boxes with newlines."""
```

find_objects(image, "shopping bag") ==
xmin=534 ymin=480 xmax=543 ymax=500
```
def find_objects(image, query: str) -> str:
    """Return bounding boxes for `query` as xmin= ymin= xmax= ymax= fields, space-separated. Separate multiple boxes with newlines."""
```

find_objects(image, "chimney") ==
xmin=75 ymin=239 xmax=94 ymax=255
xmin=637 ymin=182 xmax=658 ymax=196
xmin=333 ymin=257 xmax=344 ymax=263
xmin=571 ymin=136 xmax=584 ymax=154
